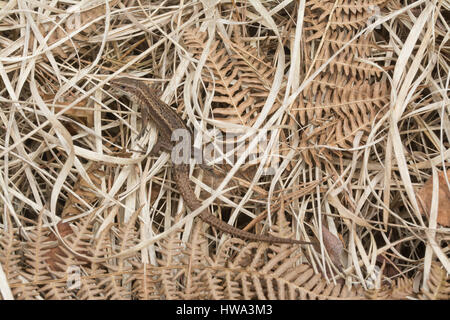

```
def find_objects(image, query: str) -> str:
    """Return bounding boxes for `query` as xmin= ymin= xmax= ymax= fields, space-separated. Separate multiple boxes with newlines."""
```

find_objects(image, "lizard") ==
xmin=109 ymin=77 xmax=313 ymax=245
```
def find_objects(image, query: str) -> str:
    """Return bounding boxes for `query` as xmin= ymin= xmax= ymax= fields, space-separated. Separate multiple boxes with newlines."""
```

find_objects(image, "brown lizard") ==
xmin=110 ymin=77 xmax=312 ymax=245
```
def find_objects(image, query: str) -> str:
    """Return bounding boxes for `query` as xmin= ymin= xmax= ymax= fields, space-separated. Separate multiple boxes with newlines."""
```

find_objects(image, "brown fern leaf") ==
xmin=45 ymin=222 xmax=76 ymax=273
xmin=127 ymin=263 xmax=161 ymax=300
xmin=115 ymin=208 xmax=142 ymax=269
xmin=128 ymin=217 xmax=187 ymax=300
xmin=6 ymin=283 xmax=41 ymax=300
xmin=96 ymin=211 xmax=141 ymax=300
xmin=419 ymin=263 xmax=450 ymax=300
xmin=19 ymin=210 xmax=72 ymax=299
xmin=183 ymin=29 xmax=262 ymax=127
xmin=58 ymin=216 xmax=97 ymax=265
xmin=366 ymin=262 xmax=450 ymax=300
xmin=212 ymin=238 xmax=248 ymax=300
xmin=40 ymin=281 xmax=73 ymax=300
xmin=298 ymin=0 xmax=390 ymax=164
xmin=365 ymin=276 xmax=414 ymax=300
xmin=182 ymin=222 xmax=210 ymax=299
xmin=74 ymin=227 xmax=112 ymax=300
xmin=389 ymin=277 xmax=415 ymax=299
xmin=174 ymin=212 xmax=364 ymax=300
xmin=61 ymin=162 xmax=106 ymax=219
xmin=88 ymin=224 xmax=114 ymax=272
xmin=96 ymin=274 xmax=132 ymax=300
xmin=193 ymin=239 xmax=366 ymax=300
xmin=0 ymin=218 xmax=33 ymax=299
xmin=22 ymin=210 xmax=52 ymax=285
xmin=76 ymin=276 xmax=105 ymax=300
xmin=153 ymin=216 xmax=186 ymax=299
xmin=225 ymin=34 xmax=276 ymax=98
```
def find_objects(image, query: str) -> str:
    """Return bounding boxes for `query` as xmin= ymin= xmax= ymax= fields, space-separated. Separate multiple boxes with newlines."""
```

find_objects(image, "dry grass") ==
xmin=0 ymin=0 xmax=448 ymax=299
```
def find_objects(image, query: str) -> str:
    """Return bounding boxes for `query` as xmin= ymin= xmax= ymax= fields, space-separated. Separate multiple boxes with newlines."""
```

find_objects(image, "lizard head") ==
xmin=109 ymin=77 xmax=142 ymax=98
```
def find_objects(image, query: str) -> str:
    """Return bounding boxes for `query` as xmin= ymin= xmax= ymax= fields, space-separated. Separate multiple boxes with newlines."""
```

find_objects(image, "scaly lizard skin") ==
xmin=110 ymin=77 xmax=312 ymax=245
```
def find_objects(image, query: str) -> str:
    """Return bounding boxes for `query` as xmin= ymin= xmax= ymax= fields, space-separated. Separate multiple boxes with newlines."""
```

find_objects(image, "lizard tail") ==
xmin=173 ymin=164 xmax=313 ymax=245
